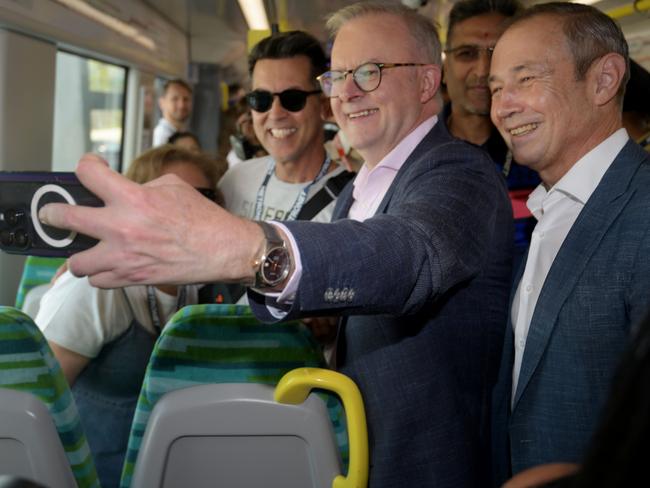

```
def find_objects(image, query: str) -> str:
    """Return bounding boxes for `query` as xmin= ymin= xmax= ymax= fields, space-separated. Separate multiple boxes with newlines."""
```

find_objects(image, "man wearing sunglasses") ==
xmin=219 ymin=30 xmax=349 ymax=224
xmin=441 ymin=0 xmax=539 ymax=269
xmin=39 ymin=3 xmax=513 ymax=486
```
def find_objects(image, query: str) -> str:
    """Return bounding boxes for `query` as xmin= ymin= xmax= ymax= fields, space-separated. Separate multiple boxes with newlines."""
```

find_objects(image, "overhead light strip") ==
xmin=55 ymin=0 xmax=156 ymax=51
xmin=238 ymin=0 xmax=270 ymax=30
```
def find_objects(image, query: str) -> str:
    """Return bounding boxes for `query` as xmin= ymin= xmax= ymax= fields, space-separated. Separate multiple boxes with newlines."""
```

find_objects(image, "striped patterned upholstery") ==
xmin=14 ymin=256 xmax=65 ymax=309
xmin=120 ymin=304 xmax=348 ymax=488
xmin=0 ymin=306 xmax=100 ymax=488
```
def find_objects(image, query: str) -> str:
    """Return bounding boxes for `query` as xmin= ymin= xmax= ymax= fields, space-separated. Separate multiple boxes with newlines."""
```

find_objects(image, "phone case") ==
xmin=0 ymin=171 xmax=103 ymax=256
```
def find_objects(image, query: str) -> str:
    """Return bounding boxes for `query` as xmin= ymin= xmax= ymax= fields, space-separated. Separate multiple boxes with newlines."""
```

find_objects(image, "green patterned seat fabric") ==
xmin=0 ymin=306 xmax=100 ymax=488
xmin=120 ymin=304 xmax=348 ymax=488
xmin=14 ymin=256 xmax=66 ymax=309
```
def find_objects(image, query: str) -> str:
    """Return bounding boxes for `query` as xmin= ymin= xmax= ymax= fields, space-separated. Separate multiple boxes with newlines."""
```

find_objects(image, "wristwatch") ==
xmin=253 ymin=221 xmax=292 ymax=289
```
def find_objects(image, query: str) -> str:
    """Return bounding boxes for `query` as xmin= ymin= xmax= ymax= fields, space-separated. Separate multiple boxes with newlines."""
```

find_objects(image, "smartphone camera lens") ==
xmin=2 ymin=209 xmax=24 ymax=226
xmin=13 ymin=230 xmax=29 ymax=249
xmin=0 ymin=230 xmax=14 ymax=246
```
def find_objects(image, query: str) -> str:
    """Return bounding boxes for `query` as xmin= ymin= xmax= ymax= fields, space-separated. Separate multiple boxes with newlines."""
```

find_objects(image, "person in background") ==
xmin=226 ymin=105 xmax=266 ymax=167
xmin=38 ymin=2 xmax=513 ymax=485
xmin=622 ymin=59 xmax=650 ymax=151
xmin=488 ymin=3 xmax=650 ymax=484
xmin=168 ymin=131 xmax=201 ymax=153
xmin=441 ymin=0 xmax=539 ymax=267
xmin=35 ymin=145 xmax=220 ymax=488
xmin=153 ymin=79 xmax=193 ymax=146
xmin=218 ymin=30 xmax=350 ymax=224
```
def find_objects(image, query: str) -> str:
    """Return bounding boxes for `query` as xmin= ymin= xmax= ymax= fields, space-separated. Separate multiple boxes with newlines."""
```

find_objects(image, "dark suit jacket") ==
xmin=251 ymin=121 xmax=513 ymax=487
xmin=491 ymin=140 xmax=650 ymax=485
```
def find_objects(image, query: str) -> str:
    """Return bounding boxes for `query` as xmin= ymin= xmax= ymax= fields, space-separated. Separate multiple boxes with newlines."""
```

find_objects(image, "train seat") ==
xmin=119 ymin=304 xmax=350 ymax=488
xmin=0 ymin=306 xmax=100 ymax=488
xmin=130 ymin=368 xmax=368 ymax=488
xmin=14 ymin=256 xmax=65 ymax=314
xmin=0 ymin=388 xmax=76 ymax=488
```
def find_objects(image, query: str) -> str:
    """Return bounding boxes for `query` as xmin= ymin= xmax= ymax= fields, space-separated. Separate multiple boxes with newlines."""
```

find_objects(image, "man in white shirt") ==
xmin=218 ymin=31 xmax=347 ymax=224
xmin=488 ymin=2 xmax=650 ymax=484
xmin=40 ymin=3 xmax=513 ymax=485
xmin=153 ymin=79 xmax=193 ymax=146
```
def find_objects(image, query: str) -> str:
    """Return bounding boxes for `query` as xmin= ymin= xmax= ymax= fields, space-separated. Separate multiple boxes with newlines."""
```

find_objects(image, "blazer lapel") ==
xmin=375 ymin=121 xmax=450 ymax=215
xmin=512 ymin=141 xmax=646 ymax=408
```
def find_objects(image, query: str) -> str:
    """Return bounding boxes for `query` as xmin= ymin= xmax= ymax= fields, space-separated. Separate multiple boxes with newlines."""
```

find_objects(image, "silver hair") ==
xmin=325 ymin=1 xmax=442 ymax=65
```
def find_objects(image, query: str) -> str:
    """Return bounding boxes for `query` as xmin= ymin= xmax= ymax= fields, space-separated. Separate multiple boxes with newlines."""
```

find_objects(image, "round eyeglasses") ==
xmin=444 ymin=45 xmax=495 ymax=63
xmin=317 ymin=62 xmax=427 ymax=98
xmin=245 ymin=88 xmax=321 ymax=113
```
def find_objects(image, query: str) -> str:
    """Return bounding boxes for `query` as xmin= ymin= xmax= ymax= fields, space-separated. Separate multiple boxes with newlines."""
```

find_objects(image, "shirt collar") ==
xmin=354 ymin=115 xmax=438 ymax=190
xmin=527 ymin=128 xmax=629 ymax=219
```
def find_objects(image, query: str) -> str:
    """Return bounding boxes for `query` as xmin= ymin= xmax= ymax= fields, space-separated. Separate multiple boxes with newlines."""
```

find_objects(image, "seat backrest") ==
xmin=0 ymin=306 xmax=100 ymax=488
xmin=120 ymin=304 xmax=349 ymax=488
xmin=14 ymin=256 xmax=65 ymax=309
xmin=0 ymin=388 xmax=76 ymax=488
xmin=130 ymin=368 xmax=368 ymax=488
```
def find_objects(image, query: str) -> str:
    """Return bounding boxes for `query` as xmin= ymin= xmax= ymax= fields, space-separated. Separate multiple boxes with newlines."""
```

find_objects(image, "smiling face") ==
xmin=250 ymin=56 xmax=326 ymax=167
xmin=330 ymin=13 xmax=440 ymax=166
xmin=489 ymin=15 xmax=600 ymax=185
xmin=444 ymin=13 xmax=507 ymax=116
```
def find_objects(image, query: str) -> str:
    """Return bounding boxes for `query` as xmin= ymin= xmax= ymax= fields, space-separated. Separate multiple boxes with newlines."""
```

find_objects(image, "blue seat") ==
xmin=14 ymin=256 xmax=65 ymax=310
xmin=0 ymin=306 xmax=100 ymax=488
xmin=120 ymin=304 xmax=350 ymax=487
xmin=130 ymin=368 xmax=368 ymax=488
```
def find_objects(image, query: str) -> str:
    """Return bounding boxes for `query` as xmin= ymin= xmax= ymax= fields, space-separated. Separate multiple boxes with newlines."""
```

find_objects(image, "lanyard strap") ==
xmin=146 ymin=285 xmax=187 ymax=331
xmin=253 ymin=156 xmax=332 ymax=221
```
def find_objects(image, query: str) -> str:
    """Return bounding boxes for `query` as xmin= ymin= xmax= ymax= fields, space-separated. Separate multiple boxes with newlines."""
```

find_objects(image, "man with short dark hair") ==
xmin=488 ymin=2 xmax=650 ymax=484
xmin=219 ymin=31 xmax=347 ymax=224
xmin=153 ymin=79 xmax=193 ymax=146
xmin=441 ymin=0 xmax=538 ymax=264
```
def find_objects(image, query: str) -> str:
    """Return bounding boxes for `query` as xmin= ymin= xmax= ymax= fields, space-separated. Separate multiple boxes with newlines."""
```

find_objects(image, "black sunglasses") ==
xmin=245 ymin=89 xmax=321 ymax=113
xmin=196 ymin=187 xmax=217 ymax=202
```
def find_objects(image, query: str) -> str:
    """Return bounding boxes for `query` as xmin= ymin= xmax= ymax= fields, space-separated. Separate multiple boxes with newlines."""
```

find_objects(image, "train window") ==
xmin=52 ymin=51 xmax=127 ymax=171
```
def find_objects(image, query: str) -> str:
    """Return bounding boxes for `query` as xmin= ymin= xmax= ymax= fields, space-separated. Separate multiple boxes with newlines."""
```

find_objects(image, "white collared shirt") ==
xmin=511 ymin=128 xmax=629 ymax=402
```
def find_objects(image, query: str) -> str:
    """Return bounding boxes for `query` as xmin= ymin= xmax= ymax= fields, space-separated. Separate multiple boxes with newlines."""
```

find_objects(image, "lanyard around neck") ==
xmin=253 ymin=156 xmax=332 ymax=221
xmin=146 ymin=285 xmax=187 ymax=331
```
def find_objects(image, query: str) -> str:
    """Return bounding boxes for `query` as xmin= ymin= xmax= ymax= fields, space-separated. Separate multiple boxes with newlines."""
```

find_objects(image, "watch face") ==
xmin=262 ymin=246 xmax=290 ymax=285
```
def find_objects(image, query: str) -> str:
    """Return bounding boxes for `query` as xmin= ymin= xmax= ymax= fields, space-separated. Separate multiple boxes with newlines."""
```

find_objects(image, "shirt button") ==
xmin=538 ymin=231 xmax=545 ymax=239
xmin=519 ymin=339 xmax=526 ymax=348
xmin=525 ymin=284 xmax=533 ymax=293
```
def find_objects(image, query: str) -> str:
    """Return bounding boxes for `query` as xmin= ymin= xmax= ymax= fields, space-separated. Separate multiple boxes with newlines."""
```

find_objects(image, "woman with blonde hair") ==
xmin=35 ymin=144 xmax=222 ymax=487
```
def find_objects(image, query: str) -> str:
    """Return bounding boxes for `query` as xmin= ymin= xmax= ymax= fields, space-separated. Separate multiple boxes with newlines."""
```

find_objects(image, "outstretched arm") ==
xmin=39 ymin=154 xmax=267 ymax=288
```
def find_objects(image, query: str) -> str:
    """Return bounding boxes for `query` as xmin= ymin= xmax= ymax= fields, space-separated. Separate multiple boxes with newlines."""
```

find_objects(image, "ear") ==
xmin=590 ymin=53 xmax=626 ymax=107
xmin=420 ymin=64 xmax=442 ymax=104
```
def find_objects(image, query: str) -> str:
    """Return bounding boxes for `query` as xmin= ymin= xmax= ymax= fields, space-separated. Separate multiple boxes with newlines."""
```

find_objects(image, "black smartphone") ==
xmin=0 ymin=172 xmax=103 ymax=257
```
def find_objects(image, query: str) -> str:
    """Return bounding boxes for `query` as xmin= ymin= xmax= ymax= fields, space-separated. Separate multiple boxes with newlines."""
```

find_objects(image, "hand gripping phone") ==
xmin=0 ymin=172 xmax=103 ymax=257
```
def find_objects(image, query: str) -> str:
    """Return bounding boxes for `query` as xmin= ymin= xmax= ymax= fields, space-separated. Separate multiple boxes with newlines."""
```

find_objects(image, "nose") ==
xmin=337 ymin=72 xmax=363 ymax=102
xmin=476 ymin=51 xmax=491 ymax=78
xmin=267 ymin=95 xmax=287 ymax=118
xmin=491 ymin=86 xmax=521 ymax=125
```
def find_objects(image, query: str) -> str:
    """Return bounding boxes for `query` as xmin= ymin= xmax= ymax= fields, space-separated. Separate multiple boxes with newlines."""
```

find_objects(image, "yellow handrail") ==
xmin=606 ymin=0 xmax=650 ymax=19
xmin=275 ymin=367 xmax=369 ymax=488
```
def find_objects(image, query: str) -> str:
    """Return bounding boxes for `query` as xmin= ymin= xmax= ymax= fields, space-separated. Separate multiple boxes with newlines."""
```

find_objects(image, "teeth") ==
xmin=510 ymin=123 xmax=538 ymax=136
xmin=348 ymin=109 xmax=377 ymax=119
xmin=270 ymin=128 xmax=296 ymax=139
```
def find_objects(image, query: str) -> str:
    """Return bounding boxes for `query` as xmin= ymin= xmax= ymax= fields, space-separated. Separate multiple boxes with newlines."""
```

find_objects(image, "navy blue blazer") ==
xmin=491 ymin=140 xmax=650 ymax=485
xmin=251 ymin=121 xmax=513 ymax=487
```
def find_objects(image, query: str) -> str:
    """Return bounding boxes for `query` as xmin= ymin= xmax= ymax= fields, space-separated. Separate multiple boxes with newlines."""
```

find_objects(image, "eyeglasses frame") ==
xmin=245 ymin=88 xmax=322 ymax=113
xmin=317 ymin=62 xmax=428 ymax=98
